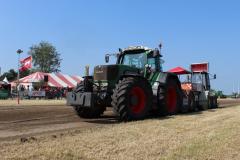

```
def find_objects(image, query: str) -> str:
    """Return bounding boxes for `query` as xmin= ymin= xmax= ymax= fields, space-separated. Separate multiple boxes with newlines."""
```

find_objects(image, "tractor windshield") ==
xmin=122 ymin=52 xmax=147 ymax=69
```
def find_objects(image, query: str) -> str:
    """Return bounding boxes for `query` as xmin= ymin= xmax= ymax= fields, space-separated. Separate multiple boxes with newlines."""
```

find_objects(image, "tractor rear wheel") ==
xmin=158 ymin=78 xmax=182 ymax=115
xmin=188 ymin=92 xmax=197 ymax=112
xmin=112 ymin=77 xmax=153 ymax=121
xmin=208 ymin=96 xmax=218 ymax=109
xmin=73 ymin=81 xmax=105 ymax=118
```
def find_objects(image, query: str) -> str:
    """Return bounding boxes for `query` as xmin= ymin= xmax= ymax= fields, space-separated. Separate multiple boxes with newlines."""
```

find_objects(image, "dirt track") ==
xmin=0 ymin=99 xmax=239 ymax=141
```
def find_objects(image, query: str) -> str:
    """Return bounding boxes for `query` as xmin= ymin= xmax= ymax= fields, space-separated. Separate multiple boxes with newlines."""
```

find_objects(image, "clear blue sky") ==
xmin=0 ymin=0 xmax=239 ymax=94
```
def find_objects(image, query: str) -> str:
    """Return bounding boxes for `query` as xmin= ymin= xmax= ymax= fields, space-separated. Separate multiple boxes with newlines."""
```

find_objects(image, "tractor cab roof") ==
xmin=123 ymin=46 xmax=152 ymax=54
xmin=122 ymin=46 xmax=162 ymax=57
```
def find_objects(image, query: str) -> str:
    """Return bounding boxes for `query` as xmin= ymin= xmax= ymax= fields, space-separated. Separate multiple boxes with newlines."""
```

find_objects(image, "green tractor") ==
xmin=67 ymin=45 xmax=183 ymax=121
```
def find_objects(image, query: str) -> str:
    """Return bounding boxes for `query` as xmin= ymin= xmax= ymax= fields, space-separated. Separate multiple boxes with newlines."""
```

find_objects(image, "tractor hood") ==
xmin=94 ymin=65 xmax=140 ymax=81
xmin=94 ymin=65 xmax=119 ymax=81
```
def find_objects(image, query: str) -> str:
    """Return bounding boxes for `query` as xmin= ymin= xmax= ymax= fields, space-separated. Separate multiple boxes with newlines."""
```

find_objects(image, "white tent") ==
xmin=3 ymin=77 xmax=9 ymax=84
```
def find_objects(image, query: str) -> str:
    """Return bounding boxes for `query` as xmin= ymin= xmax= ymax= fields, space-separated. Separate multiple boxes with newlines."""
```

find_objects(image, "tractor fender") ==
xmin=152 ymin=72 xmax=182 ymax=96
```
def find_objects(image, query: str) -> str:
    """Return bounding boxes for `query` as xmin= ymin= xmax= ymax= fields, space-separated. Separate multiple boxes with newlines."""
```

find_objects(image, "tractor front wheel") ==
xmin=112 ymin=77 xmax=153 ymax=121
xmin=73 ymin=81 xmax=105 ymax=118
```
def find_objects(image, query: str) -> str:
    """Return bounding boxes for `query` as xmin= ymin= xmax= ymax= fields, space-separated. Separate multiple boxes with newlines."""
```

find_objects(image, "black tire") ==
xmin=198 ymin=103 xmax=208 ymax=110
xmin=208 ymin=96 xmax=213 ymax=109
xmin=74 ymin=81 xmax=85 ymax=93
xmin=179 ymin=91 xmax=190 ymax=113
xmin=111 ymin=80 xmax=121 ymax=115
xmin=157 ymin=78 xmax=183 ymax=115
xmin=73 ymin=81 xmax=105 ymax=118
xmin=214 ymin=97 xmax=218 ymax=108
xmin=208 ymin=96 xmax=218 ymax=109
xmin=188 ymin=92 xmax=197 ymax=112
xmin=74 ymin=77 xmax=93 ymax=93
xmin=111 ymin=77 xmax=153 ymax=121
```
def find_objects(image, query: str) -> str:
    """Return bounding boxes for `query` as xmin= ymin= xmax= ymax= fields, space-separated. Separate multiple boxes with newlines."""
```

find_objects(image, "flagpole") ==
xmin=17 ymin=49 xmax=23 ymax=105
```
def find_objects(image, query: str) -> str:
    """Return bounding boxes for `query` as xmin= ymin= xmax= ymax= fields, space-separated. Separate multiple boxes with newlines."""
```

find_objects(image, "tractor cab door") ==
xmin=145 ymin=50 xmax=162 ymax=80
xmin=202 ymin=72 xmax=210 ymax=90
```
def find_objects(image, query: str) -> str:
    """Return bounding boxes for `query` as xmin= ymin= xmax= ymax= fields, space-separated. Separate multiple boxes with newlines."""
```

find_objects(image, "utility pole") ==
xmin=16 ymin=49 xmax=23 ymax=104
xmin=238 ymin=82 xmax=240 ymax=96
xmin=233 ymin=82 xmax=235 ymax=94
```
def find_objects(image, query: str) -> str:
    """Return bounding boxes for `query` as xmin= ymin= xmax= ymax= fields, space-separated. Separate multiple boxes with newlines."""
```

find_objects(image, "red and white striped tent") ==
xmin=14 ymin=72 xmax=83 ymax=88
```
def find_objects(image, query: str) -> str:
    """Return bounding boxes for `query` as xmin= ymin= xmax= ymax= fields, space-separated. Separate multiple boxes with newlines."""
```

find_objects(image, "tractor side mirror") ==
xmin=105 ymin=54 xmax=109 ymax=63
xmin=153 ymin=49 xmax=160 ymax=57
xmin=214 ymin=74 xmax=217 ymax=79
xmin=119 ymin=48 xmax=123 ymax=53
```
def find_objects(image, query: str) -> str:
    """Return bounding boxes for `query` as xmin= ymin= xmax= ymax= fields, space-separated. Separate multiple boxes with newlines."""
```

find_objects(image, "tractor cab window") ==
xmin=147 ymin=58 xmax=156 ymax=70
xmin=192 ymin=72 xmax=210 ymax=90
xmin=122 ymin=52 xmax=147 ymax=69
xmin=192 ymin=73 xmax=202 ymax=84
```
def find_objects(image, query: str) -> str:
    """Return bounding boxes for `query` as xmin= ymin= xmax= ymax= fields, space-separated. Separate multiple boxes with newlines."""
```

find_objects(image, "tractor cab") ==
xmin=105 ymin=46 xmax=163 ymax=73
xmin=117 ymin=46 xmax=163 ymax=72
xmin=191 ymin=72 xmax=210 ymax=91
xmin=191 ymin=63 xmax=212 ymax=91
xmin=99 ymin=46 xmax=165 ymax=90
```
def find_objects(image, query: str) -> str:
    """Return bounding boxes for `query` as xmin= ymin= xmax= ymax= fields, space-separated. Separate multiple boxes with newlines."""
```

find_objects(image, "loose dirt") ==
xmin=0 ymin=99 xmax=239 ymax=141
xmin=0 ymin=100 xmax=240 ymax=160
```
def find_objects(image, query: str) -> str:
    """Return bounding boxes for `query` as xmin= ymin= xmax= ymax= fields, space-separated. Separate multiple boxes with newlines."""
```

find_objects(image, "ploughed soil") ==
xmin=0 ymin=98 xmax=239 ymax=141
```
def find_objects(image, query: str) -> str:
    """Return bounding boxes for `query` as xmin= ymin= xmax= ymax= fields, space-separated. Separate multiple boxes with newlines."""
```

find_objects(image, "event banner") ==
xmin=28 ymin=91 xmax=46 ymax=97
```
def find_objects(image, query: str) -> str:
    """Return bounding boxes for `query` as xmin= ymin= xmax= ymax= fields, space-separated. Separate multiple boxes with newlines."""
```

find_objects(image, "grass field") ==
xmin=0 ymin=99 xmax=66 ymax=107
xmin=0 ymin=105 xmax=240 ymax=160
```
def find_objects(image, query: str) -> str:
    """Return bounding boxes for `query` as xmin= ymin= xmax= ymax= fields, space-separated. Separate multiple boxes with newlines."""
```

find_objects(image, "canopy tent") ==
xmin=0 ymin=77 xmax=9 ymax=85
xmin=3 ymin=77 xmax=9 ymax=84
xmin=19 ymin=72 xmax=45 ymax=83
xmin=168 ymin=67 xmax=191 ymax=75
xmin=12 ymin=72 xmax=83 ymax=88
xmin=48 ymin=73 xmax=83 ymax=88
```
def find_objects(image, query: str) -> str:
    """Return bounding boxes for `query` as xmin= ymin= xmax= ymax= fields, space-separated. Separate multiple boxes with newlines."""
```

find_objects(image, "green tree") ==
xmin=0 ymin=69 xmax=18 ymax=81
xmin=20 ymin=69 xmax=31 ymax=78
xmin=28 ymin=41 xmax=62 ymax=73
xmin=217 ymin=91 xmax=223 ymax=97
xmin=0 ymin=69 xmax=32 ymax=82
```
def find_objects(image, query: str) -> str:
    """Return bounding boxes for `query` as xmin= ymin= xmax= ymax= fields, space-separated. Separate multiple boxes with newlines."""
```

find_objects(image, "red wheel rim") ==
xmin=130 ymin=86 xmax=146 ymax=114
xmin=166 ymin=86 xmax=177 ymax=113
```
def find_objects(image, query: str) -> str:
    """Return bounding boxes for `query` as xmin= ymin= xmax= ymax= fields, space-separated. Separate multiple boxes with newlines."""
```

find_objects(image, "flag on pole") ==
xmin=19 ymin=56 xmax=32 ymax=72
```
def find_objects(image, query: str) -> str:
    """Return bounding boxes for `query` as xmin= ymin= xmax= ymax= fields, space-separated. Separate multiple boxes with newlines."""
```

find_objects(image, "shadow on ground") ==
xmin=82 ymin=104 xmax=239 ymax=125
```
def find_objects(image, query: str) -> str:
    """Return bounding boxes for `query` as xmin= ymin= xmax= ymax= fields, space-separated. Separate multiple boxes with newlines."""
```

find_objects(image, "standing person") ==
xmin=45 ymin=86 xmax=50 ymax=99
xmin=56 ymin=88 xmax=60 ymax=100
xmin=61 ymin=87 xmax=64 ymax=99
xmin=27 ymin=85 xmax=30 ymax=99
